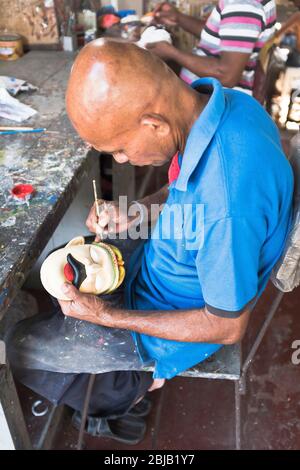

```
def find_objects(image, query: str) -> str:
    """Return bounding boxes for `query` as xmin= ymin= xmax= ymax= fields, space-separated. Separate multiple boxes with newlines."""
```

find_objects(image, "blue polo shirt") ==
xmin=125 ymin=78 xmax=293 ymax=379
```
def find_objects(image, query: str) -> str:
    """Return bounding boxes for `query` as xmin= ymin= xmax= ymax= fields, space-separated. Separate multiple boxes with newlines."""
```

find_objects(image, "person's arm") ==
xmin=153 ymin=2 xmax=205 ymax=37
xmin=172 ymin=50 xmax=251 ymax=88
xmin=148 ymin=42 xmax=251 ymax=87
xmin=149 ymin=0 xmax=266 ymax=88
xmin=59 ymin=283 xmax=250 ymax=345
xmin=59 ymin=213 xmax=262 ymax=345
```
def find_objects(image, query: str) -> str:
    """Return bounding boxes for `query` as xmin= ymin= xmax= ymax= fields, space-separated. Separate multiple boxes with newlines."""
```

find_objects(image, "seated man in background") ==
xmin=148 ymin=0 xmax=276 ymax=95
xmin=7 ymin=39 xmax=293 ymax=444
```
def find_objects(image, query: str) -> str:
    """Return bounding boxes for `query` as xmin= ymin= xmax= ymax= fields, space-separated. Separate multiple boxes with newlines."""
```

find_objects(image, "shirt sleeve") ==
xmin=196 ymin=215 xmax=267 ymax=316
xmin=219 ymin=0 xmax=264 ymax=54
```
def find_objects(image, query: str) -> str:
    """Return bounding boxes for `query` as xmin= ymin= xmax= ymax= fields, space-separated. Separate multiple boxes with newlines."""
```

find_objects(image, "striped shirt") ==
xmin=180 ymin=0 xmax=277 ymax=94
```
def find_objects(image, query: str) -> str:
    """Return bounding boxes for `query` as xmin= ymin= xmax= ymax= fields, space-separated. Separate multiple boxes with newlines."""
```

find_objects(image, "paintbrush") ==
xmin=0 ymin=127 xmax=59 ymax=134
xmin=92 ymin=179 xmax=103 ymax=239
xmin=0 ymin=127 xmax=46 ymax=135
xmin=0 ymin=126 xmax=35 ymax=131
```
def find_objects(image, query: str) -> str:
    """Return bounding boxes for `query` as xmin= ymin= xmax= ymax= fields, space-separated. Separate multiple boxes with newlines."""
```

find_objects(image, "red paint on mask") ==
xmin=64 ymin=263 xmax=74 ymax=282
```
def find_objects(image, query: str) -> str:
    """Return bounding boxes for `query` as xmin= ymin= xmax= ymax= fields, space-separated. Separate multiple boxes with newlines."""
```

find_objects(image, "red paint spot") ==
xmin=64 ymin=263 xmax=74 ymax=282
xmin=11 ymin=184 xmax=35 ymax=200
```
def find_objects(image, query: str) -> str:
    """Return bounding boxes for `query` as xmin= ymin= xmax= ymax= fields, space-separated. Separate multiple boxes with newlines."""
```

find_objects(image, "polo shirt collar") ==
xmin=175 ymin=77 xmax=226 ymax=192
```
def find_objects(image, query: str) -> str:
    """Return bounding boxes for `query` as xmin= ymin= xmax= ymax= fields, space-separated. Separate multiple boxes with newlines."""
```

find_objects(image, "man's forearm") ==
xmin=139 ymin=183 xmax=169 ymax=209
xmin=177 ymin=12 xmax=206 ymax=37
xmin=103 ymin=305 xmax=246 ymax=345
xmin=167 ymin=48 xmax=249 ymax=88
xmin=169 ymin=48 xmax=228 ymax=83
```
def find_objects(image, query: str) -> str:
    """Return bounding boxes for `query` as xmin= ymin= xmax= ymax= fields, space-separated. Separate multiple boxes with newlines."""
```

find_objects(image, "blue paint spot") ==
xmin=48 ymin=195 xmax=58 ymax=204
xmin=0 ymin=288 xmax=8 ymax=306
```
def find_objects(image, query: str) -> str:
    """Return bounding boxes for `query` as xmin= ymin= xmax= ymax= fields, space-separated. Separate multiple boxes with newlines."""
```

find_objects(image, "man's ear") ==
xmin=140 ymin=113 xmax=170 ymax=137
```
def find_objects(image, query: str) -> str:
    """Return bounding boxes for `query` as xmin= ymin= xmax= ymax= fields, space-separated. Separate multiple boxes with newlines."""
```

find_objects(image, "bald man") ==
xmin=7 ymin=39 xmax=293 ymax=444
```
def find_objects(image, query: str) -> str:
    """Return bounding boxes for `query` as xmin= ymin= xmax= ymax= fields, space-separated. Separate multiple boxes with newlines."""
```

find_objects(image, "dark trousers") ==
xmin=13 ymin=367 xmax=153 ymax=418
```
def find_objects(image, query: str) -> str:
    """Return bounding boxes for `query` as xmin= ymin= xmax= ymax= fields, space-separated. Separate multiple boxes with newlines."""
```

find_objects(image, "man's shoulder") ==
xmin=217 ymin=95 xmax=281 ymax=163
xmin=212 ymin=90 xmax=291 ymax=210
xmin=221 ymin=88 xmax=277 ymax=140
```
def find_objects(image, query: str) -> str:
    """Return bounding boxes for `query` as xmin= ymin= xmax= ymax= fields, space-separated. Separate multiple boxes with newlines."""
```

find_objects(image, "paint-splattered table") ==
xmin=0 ymin=51 xmax=92 ymax=449
xmin=0 ymin=51 xmax=94 ymax=321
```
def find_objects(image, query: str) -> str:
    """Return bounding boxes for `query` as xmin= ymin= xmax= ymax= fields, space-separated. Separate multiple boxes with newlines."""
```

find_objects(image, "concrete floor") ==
xmin=17 ymin=282 xmax=300 ymax=450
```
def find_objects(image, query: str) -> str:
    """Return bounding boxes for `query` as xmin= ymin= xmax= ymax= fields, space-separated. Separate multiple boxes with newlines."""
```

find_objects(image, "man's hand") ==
xmin=86 ymin=199 xmax=140 ymax=240
xmin=58 ymin=283 xmax=114 ymax=326
xmin=154 ymin=2 xmax=205 ymax=38
xmin=146 ymin=41 xmax=177 ymax=60
xmin=153 ymin=2 xmax=180 ymax=26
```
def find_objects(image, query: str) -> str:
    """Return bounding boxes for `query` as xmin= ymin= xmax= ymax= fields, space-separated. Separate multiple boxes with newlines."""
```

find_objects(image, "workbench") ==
xmin=0 ymin=51 xmax=95 ymax=449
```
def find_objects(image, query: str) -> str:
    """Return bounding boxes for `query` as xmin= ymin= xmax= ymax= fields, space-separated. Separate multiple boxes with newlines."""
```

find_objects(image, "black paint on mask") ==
xmin=67 ymin=253 xmax=87 ymax=289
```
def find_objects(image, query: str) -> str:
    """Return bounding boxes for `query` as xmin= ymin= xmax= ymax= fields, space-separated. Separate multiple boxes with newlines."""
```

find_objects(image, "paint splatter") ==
xmin=47 ymin=195 xmax=58 ymax=204
xmin=1 ymin=216 xmax=16 ymax=227
xmin=0 ymin=288 xmax=8 ymax=306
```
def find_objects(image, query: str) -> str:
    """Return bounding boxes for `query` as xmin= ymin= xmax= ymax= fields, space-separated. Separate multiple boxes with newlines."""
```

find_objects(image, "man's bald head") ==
xmin=66 ymin=39 xmax=176 ymax=144
xmin=66 ymin=38 xmax=204 ymax=166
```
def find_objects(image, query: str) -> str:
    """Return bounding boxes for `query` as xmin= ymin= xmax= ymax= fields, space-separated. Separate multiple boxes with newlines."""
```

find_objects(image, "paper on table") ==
xmin=0 ymin=88 xmax=37 ymax=122
xmin=0 ymin=75 xmax=38 ymax=96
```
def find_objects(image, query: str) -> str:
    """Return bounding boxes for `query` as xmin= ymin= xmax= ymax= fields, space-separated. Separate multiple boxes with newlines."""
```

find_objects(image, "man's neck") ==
xmin=176 ymin=86 xmax=209 ymax=155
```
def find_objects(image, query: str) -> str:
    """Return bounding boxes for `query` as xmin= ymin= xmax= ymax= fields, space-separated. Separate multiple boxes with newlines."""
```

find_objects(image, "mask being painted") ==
xmin=40 ymin=236 xmax=125 ymax=301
